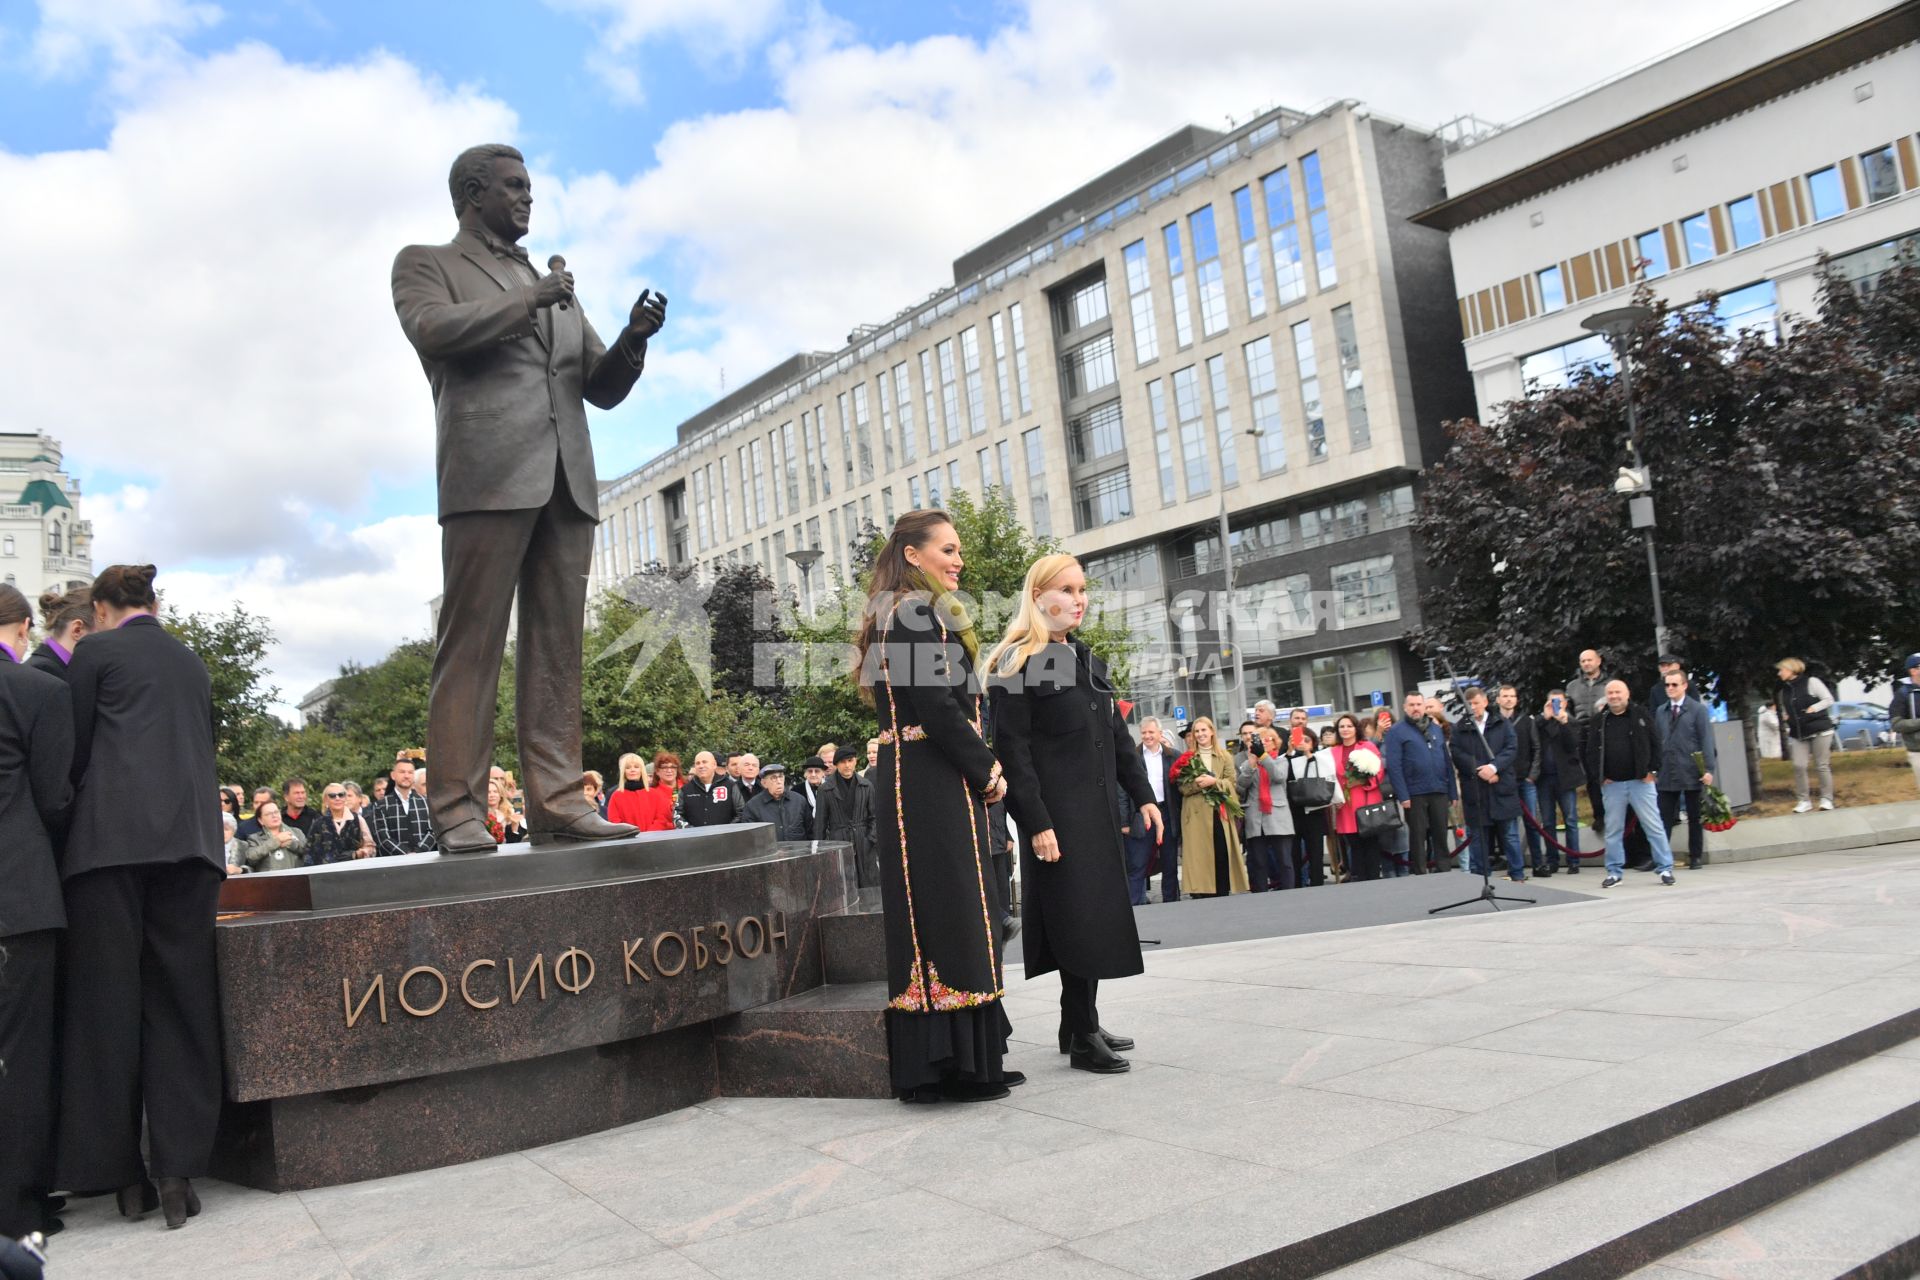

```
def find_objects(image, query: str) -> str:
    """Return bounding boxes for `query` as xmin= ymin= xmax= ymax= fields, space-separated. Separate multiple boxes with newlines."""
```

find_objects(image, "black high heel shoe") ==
xmin=1069 ymin=1032 xmax=1130 ymax=1074
xmin=157 ymin=1178 xmax=200 ymax=1230
xmin=116 ymin=1179 xmax=158 ymax=1219
xmin=1058 ymin=1026 xmax=1134 ymax=1054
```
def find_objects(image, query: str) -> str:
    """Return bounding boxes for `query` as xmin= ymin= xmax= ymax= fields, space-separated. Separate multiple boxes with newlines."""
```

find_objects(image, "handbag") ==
xmin=1355 ymin=800 xmax=1403 ymax=837
xmin=1286 ymin=754 xmax=1336 ymax=809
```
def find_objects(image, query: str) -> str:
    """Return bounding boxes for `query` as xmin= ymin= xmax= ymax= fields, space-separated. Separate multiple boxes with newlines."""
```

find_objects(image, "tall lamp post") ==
xmin=1216 ymin=425 xmax=1268 ymax=716
xmin=1581 ymin=304 xmax=1671 ymax=659
xmin=786 ymin=546 xmax=824 ymax=616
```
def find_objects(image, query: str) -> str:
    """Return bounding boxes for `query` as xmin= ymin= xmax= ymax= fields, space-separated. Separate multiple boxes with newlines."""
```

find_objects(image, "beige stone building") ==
xmin=0 ymin=432 xmax=93 ymax=605
xmin=594 ymin=100 xmax=1475 ymax=724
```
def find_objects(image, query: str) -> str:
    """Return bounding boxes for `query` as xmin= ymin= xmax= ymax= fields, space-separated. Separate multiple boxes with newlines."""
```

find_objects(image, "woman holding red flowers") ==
xmin=1175 ymin=717 xmax=1248 ymax=898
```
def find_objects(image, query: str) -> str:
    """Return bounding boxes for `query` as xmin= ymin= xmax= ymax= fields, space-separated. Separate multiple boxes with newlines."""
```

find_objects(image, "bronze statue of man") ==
xmin=391 ymin=143 xmax=667 ymax=853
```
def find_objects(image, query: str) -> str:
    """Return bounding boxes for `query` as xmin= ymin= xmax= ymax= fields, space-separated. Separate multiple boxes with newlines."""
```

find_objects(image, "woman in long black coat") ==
xmin=857 ymin=511 xmax=1014 ymax=1103
xmin=56 ymin=565 xmax=225 ymax=1229
xmin=988 ymin=554 xmax=1162 ymax=1075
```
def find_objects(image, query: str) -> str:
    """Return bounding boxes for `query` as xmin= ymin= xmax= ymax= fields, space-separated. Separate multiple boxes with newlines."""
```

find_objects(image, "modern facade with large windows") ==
xmin=1418 ymin=0 xmax=1920 ymax=415
xmin=595 ymin=101 xmax=1475 ymax=726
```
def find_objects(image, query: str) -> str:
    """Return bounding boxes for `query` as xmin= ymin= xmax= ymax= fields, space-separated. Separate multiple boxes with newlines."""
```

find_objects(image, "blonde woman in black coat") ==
xmin=989 ymin=554 xmax=1162 ymax=1075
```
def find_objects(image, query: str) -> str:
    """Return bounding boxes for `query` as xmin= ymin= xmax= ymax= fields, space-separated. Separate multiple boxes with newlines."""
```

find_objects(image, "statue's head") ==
xmin=449 ymin=143 xmax=530 ymax=241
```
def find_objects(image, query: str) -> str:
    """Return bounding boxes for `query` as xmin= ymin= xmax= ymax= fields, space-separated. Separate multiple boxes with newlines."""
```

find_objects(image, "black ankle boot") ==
xmin=117 ymin=1179 xmax=158 ymax=1219
xmin=157 ymin=1178 xmax=199 ymax=1230
xmin=1058 ymin=1026 xmax=1135 ymax=1054
xmin=1069 ymin=1032 xmax=1130 ymax=1074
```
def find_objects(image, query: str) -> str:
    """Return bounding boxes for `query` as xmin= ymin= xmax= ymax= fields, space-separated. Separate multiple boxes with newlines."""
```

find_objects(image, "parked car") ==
xmin=1831 ymin=700 xmax=1894 ymax=748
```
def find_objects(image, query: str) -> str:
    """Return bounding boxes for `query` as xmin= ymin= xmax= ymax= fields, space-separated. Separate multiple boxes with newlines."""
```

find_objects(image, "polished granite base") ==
xmin=212 ymin=830 xmax=890 ymax=1189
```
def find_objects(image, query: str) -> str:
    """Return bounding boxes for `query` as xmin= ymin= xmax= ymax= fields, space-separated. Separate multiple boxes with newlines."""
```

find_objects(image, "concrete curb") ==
xmin=1704 ymin=800 xmax=1920 ymax=864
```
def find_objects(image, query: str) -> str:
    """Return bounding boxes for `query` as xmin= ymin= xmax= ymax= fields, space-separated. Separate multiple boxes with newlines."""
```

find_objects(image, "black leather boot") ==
xmin=116 ymin=1179 xmax=158 ymax=1219
xmin=1069 ymin=1032 xmax=1130 ymax=1074
xmin=157 ymin=1178 xmax=200 ymax=1230
xmin=1058 ymin=1026 xmax=1134 ymax=1054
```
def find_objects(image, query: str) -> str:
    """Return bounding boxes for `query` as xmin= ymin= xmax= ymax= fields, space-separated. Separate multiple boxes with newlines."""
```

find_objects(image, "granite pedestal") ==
xmin=212 ymin=826 xmax=893 ymax=1190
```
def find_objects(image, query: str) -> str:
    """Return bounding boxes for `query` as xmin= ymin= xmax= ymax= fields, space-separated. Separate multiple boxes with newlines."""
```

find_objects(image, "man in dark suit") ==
xmin=0 ymin=593 xmax=74 ymax=1240
xmin=1652 ymin=668 xmax=1718 ymax=871
xmin=1450 ymin=685 xmax=1525 ymax=882
xmin=392 ymin=143 xmax=667 ymax=853
xmin=1121 ymin=716 xmax=1180 ymax=904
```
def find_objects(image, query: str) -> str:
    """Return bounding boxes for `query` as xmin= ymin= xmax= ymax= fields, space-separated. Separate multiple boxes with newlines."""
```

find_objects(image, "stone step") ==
xmin=1627 ymin=1134 xmax=1920 ymax=1280
xmin=820 ymin=889 xmax=886 ymax=984
xmin=1321 ymin=1048 xmax=1920 ymax=1280
xmin=714 ymin=980 xmax=891 ymax=1101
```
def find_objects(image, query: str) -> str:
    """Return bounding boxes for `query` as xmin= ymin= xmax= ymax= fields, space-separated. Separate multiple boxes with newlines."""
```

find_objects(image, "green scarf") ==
xmin=907 ymin=569 xmax=980 ymax=663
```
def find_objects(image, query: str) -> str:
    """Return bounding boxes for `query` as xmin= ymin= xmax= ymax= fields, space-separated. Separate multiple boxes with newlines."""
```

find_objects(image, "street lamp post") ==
xmin=786 ymin=546 xmax=824 ymax=616
xmin=1216 ymin=425 xmax=1267 ymax=718
xmin=1582 ymin=305 xmax=1671 ymax=658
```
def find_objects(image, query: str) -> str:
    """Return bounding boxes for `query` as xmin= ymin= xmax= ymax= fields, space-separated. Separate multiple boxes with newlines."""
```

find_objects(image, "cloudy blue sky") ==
xmin=0 ymin=0 xmax=1786 ymax=710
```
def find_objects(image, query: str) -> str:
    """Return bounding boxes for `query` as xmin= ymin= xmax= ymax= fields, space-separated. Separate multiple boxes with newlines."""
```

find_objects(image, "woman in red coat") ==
xmin=609 ymin=751 xmax=680 ymax=831
xmin=1330 ymin=713 xmax=1386 ymax=881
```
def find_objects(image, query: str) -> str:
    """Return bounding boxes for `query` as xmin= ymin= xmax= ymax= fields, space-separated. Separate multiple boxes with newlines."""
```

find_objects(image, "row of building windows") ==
xmin=1173 ymin=484 xmax=1416 ymax=578
xmin=1474 ymin=134 xmax=1919 ymax=339
xmin=1520 ymin=278 xmax=1781 ymax=389
xmin=1537 ymin=144 xmax=1904 ymax=310
xmin=1121 ymin=152 xmax=1338 ymax=374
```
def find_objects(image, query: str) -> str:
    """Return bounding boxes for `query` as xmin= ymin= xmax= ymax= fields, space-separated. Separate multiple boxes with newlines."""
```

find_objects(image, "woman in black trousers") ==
xmin=55 ymin=566 xmax=225 ymax=1230
xmin=0 ymin=584 xmax=74 ymax=1241
xmin=989 ymin=554 xmax=1163 ymax=1075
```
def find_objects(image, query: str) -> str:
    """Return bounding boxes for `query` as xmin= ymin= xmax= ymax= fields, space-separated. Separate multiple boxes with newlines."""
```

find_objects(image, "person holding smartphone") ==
xmin=1518 ymin=690 xmax=1586 ymax=875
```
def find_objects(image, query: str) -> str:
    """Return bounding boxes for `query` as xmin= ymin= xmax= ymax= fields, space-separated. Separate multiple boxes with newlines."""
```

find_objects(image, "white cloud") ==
xmin=150 ymin=514 xmax=442 ymax=714
xmin=29 ymin=0 xmax=222 ymax=83
xmin=542 ymin=0 xmax=788 ymax=102
xmin=2 ymin=43 xmax=515 ymax=563
xmin=2 ymin=41 xmax=517 ymax=712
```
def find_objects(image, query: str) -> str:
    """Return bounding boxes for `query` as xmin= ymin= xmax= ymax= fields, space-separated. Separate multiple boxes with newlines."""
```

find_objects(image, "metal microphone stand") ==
xmin=1422 ymin=647 xmax=1535 ymax=915
xmin=1429 ymin=863 xmax=1535 ymax=915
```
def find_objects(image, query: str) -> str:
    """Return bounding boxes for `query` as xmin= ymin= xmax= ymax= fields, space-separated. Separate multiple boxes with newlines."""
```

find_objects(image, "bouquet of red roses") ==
xmin=1171 ymin=748 xmax=1245 ymax=821
xmin=1694 ymin=751 xmax=1736 ymax=831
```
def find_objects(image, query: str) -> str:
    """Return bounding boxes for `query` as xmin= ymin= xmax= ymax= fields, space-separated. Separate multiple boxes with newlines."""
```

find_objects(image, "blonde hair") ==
xmin=984 ymin=553 xmax=1082 ymax=678
xmin=1187 ymin=716 xmax=1222 ymax=753
xmin=1777 ymin=657 xmax=1806 ymax=678
xmin=616 ymin=752 xmax=646 ymax=781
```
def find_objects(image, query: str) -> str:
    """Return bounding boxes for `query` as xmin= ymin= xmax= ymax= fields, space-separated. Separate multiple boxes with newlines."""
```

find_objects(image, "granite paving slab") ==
xmin=39 ymin=847 xmax=1920 ymax=1280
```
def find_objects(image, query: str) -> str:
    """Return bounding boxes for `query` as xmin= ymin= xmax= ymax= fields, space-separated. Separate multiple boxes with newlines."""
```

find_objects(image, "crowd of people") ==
xmin=214 ymin=741 xmax=892 ymax=878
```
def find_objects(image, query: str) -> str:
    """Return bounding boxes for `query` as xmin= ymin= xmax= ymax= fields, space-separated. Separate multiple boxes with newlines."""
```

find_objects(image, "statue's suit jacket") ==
xmin=391 ymin=228 xmax=643 ymax=521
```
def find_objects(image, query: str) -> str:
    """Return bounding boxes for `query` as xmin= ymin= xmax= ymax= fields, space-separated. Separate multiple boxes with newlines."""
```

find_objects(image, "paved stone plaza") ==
xmin=44 ymin=843 xmax=1920 ymax=1280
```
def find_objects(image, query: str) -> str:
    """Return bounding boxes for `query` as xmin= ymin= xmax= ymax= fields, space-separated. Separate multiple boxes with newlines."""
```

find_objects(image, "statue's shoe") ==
xmin=529 ymin=813 xmax=639 ymax=844
xmin=438 ymin=819 xmax=496 ymax=854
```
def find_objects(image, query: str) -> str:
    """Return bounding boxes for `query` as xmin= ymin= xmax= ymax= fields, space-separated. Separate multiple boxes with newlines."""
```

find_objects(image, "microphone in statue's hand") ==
xmin=547 ymin=255 xmax=570 ymax=309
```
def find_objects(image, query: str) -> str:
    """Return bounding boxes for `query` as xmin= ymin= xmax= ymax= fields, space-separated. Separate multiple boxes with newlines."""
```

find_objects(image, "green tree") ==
xmin=165 ymin=604 xmax=280 ymax=783
xmin=580 ymin=588 xmax=716 ymax=775
xmin=1415 ymin=265 xmax=1920 ymax=791
xmin=326 ymin=638 xmax=434 ymax=765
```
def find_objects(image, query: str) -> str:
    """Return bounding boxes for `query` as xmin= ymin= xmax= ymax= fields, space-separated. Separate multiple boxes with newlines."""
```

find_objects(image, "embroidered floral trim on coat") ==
xmin=888 ymin=962 xmax=1003 ymax=1012
xmin=877 ymin=725 xmax=926 ymax=745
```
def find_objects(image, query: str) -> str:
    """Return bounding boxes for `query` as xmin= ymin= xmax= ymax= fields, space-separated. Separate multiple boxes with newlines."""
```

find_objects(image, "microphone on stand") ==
xmin=547 ymin=255 xmax=570 ymax=310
